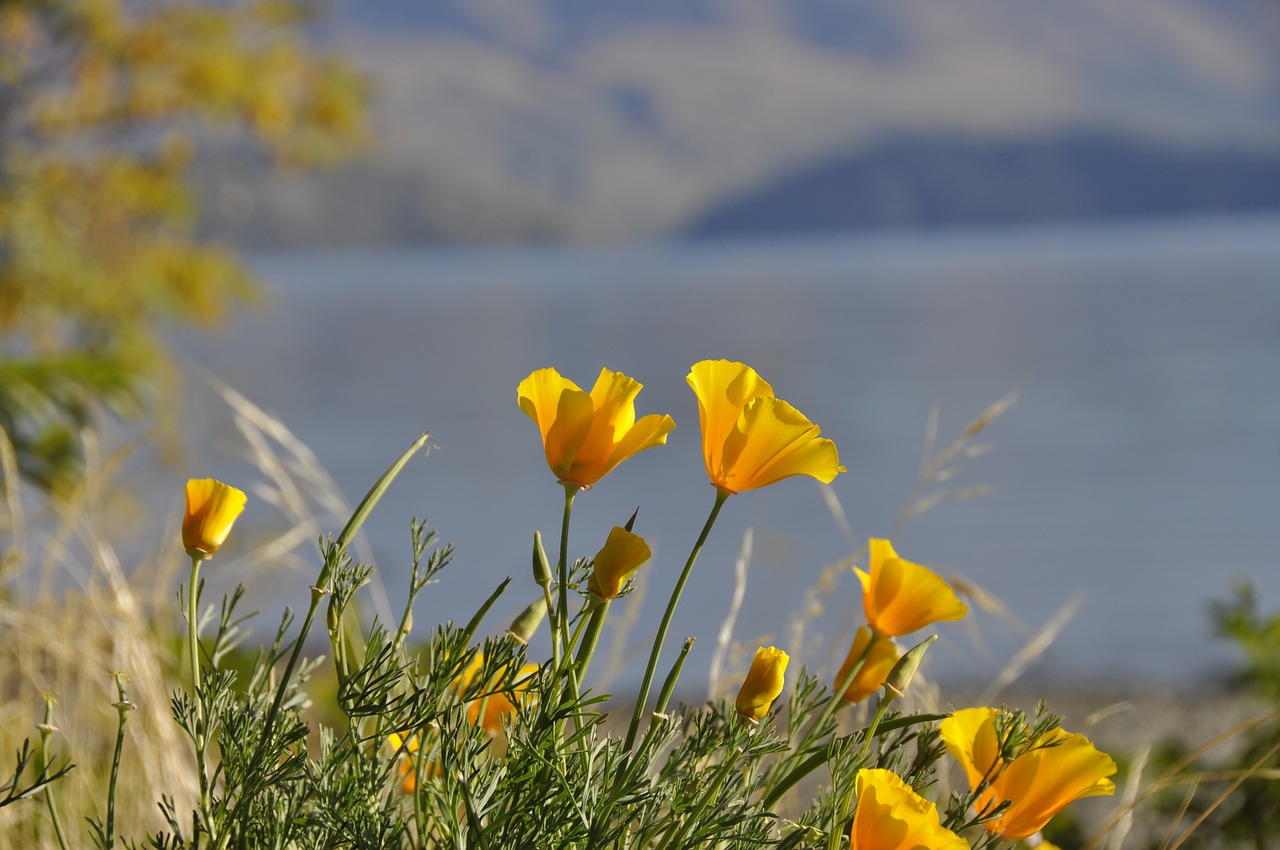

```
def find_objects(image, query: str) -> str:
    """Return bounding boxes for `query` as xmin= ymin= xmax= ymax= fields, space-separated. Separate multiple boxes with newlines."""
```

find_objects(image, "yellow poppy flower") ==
xmin=182 ymin=478 xmax=247 ymax=559
xmin=384 ymin=732 xmax=435 ymax=798
xmin=857 ymin=539 xmax=967 ymax=638
xmin=456 ymin=656 xmax=541 ymax=737
xmin=849 ymin=769 xmax=969 ymax=850
xmin=518 ymin=367 xmax=675 ymax=488
xmin=835 ymin=626 xmax=900 ymax=704
xmin=587 ymin=526 xmax=651 ymax=600
xmin=686 ymin=359 xmax=844 ymax=494
xmin=940 ymin=707 xmax=1117 ymax=840
xmin=735 ymin=645 xmax=789 ymax=722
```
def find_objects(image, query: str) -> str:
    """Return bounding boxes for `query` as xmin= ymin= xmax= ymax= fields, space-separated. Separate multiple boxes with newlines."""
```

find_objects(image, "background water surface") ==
xmin=174 ymin=214 xmax=1280 ymax=695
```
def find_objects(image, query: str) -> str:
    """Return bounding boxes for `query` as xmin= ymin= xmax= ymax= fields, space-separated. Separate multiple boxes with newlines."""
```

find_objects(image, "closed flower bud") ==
xmin=586 ymin=526 xmax=651 ymax=601
xmin=182 ymin=478 xmax=246 ymax=560
xmin=735 ymin=645 xmax=788 ymax=722
xmin=532 ymin=531 xmax=553 ymax=588
xmin=507 ymin=597 xmax=547 ymax=645
xmin=883 ymin=634 xmax=936 ymax=700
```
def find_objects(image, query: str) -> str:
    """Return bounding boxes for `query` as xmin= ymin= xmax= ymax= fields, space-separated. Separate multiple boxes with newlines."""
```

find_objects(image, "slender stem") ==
xmin=106 ymin=673 xmax=134 ymax=850
xmin=624 ymin=489 xmax=730 ymax=750
xmin=826 ymin=693 xmax=893 ymax=850
xmin=763 ymin=632 xmax=880 ymax=809
xmin=186 ymin=555 xmax=213 ymax=825
xmin=555 ymin=483 xmax=579 ymax=662
xmin=572 ymin=597 xmax=609 ymax=683
xmin=542 ymin=582 xmax=561 ymax=670
xmin=38 ymin=698 xmax=69 ymax=850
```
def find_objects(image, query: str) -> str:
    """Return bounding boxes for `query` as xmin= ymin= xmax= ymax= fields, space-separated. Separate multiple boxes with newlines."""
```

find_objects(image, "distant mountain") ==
xmin=209 ymin=0 xmax=1280 ymax=245
xmin=686 ymin=135 xmax=1280 ymax=236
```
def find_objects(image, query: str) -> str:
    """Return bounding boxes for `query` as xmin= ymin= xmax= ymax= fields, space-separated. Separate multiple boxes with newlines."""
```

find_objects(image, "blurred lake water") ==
xmin=175 ymin=214 xmax=1280 ymax=694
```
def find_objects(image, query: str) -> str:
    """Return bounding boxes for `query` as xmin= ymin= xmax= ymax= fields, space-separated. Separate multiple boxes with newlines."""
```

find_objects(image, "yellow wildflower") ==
xmin=517 ymin=366 xmax=674 ymax=488
xmin=735 ymin=646 xmax=789 ymax=722
xmin=587 ymin=526 xmax=651 ymax=600
xmin=857 ymin=539 xmax=967 ymax=638
xmin=686 ymin=359 xmax=844 ymax=494
xmin=182 ymin=478 xmax=246 ymax=560
xmin=835 ymin=626 xmax=901 ymax=704
xmin=849 ymin=768 xmax=969 ymax=850
xmin=940 ymin=707 xmax=1117 ymax=840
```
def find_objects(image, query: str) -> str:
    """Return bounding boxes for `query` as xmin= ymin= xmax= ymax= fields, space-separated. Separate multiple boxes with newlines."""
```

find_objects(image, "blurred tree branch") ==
xmin=0 ymin=0 xmax=368 ymax=496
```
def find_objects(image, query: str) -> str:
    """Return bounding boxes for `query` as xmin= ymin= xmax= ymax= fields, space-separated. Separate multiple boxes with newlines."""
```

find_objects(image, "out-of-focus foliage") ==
xmin=0 ymin=0 xmax=367 ymax=495
xmin=1145 ymin=581 xmax=1280 ymax=850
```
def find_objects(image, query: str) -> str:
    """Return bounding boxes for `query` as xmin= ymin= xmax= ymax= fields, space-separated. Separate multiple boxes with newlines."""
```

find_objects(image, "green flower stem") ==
xmin=218 ymin=435 xmax=428 ymax=850
xmin=624 ymin=488 xmax=730 ymax=750
xmin=542 ymin=582 xmax=561 ymax=671
xmin=555 ymin=483 xmax=579 ymax=662
xmin=826 ymin=693 xmax=894 ymax=850
xmin=186 ymin=554 xmax=213 ymax=823
xmin=106 ymin=673 xmax=135 ymax=850
xmin=762 ymin=633 xmax=878 ymax=809
xmin=655 ymin=726 xmax=748 ymax=850
xmin=37 ymin=697 xmax=69 ymax=850
xmin=811 ymin=633 xmax=876 ymax=736
xmin=653 ymin=637 xmax=695 ymax=717
xmin=572 ymin=596 xmax=609 ymax=683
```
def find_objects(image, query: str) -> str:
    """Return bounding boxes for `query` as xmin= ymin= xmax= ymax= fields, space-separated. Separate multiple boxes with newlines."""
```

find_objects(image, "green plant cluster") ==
xmin=11 ymin=436 xmax=1097 ymax=850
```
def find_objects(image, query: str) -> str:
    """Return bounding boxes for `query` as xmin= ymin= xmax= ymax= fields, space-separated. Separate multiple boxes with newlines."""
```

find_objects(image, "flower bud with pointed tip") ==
xmin=586 ymin=526 xmax=651 ymax=601
xmin=507 ymin=597 xmax=547 ymax=646
xmin=532 ymin=531 xmax=553 ymax=588
xmin=883 ymin=634 xmax=936 ymax=701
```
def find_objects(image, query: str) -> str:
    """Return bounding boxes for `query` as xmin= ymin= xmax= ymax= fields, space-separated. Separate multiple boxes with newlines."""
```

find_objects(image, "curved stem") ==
xmin=624 ymin=488 xmax=730 ymax=750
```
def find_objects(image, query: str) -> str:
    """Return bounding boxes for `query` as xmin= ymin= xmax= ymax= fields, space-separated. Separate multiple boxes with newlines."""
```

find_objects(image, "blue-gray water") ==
xmin=176 ymin=214 xmax=1280 ymax=693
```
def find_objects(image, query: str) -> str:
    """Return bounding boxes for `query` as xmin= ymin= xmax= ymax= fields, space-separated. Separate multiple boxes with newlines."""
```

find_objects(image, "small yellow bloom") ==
xmin=849 ymin=768 xmax=969 ymax=850
xmin=940 ymin=707 xmax=1117 ymax=840
xmin=835 ymin=626 xmax=900 ymax=704
xmin=735 ymin=645 xmax=788 ymax=721
xmin=686 ymin=359 xmax=844 ymax=494
xmin=182 ymin=478 xmax=247 ymax=560
xmin=456 ymin=655 xmax=541 ymax=737
xmin=518 ymin=367 xmax=675 ymax=488
xmin=857 ymin=539 xmax=967 ymax=638
xmin=587 ymin=526 xmax=651 ymax=600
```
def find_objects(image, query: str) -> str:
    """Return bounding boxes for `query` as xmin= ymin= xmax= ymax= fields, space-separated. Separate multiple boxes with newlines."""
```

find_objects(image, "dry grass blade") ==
xmin=1103 ymin=743 xmax=1148 ymax=850
xmin=978 ymin=592 xmax=1083 ymax=704
xmin=1164 ymin=737 xmax=1280 ymax=850
xmin=708 ymin=527 xmax=752 ymax=702
xmin=895 ymin=391 xmax=1016 ymax=535
xmin=200 ymin=368 xmax=399 ymax=624
xmin=1085 ymin=709 xmax=1280 ymax=850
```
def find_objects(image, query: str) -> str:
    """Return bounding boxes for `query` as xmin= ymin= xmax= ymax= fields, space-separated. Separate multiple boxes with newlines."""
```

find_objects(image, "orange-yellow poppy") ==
xmin=587 ymin=526 xmax=651 ymax=600
xmin=182 ymin=478 xmax=247 ymax=559
xmin=835 ymin=626 xmax=900 ymax=704
xmin=940 ymin=707 xmax=1116 ymax=840
xmin=686 ymin=359 xmax=844 ymax=494
xmin=857 ymin=539 xmax=967 ymax=638
xmin=518 ymin=367 xmax=674 ymax=488
xmin=735 ymin=645 xmax=789 ymax=721
xmin=849 ymin=768 xmax=969 ymax=850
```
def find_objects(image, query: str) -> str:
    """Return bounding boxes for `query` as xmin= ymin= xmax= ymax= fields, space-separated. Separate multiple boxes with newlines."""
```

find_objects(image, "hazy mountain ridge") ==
xmin=205 ymin=0 xmax=1280 ymax=245
xmin=687 ymin=134 xmax=1280 ymax=237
